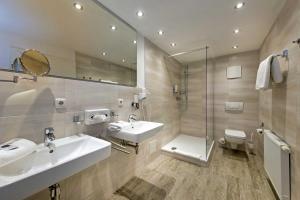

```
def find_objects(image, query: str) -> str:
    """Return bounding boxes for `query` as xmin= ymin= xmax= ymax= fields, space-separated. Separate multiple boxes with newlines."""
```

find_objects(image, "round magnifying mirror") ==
xmin=19 ymin=49 xmax=50 ymax=76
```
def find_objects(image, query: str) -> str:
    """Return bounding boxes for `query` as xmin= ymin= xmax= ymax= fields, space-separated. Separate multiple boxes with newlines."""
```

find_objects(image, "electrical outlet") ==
xmin=118 ymin=98 xmax=124 ymax=107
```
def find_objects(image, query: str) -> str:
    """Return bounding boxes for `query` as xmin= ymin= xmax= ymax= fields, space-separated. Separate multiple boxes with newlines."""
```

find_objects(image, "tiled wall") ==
xmin=144 ymin=39 xmax=182 ymax=146
xmin=213 ymin=51 xmax=260 ymax=141
xmin=258 ymin=0 xmax=300 ymax=199
xmin=0 ymin=39 xmax=182 ymax=200
xmin=179 ymin=51 xmax=259 ymax=145
xmin=0 ymin=72 xmax=136 ymax=144
xmin=180 ymin=59 xmax=214 ymax=141
xmin=180 ymin=61 xmax=206 ymax=137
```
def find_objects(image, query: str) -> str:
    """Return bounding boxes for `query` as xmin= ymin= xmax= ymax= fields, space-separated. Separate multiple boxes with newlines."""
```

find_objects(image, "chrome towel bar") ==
xmin=292 ymin=38 xmax=300 ymax=47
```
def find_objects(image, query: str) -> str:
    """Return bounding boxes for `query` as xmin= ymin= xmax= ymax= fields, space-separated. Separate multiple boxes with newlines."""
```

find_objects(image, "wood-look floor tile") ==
xmin=110 ymin=147 xmax=276 ymax=200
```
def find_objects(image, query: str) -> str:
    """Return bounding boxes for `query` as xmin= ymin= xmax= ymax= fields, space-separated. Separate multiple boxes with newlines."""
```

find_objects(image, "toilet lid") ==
xmin=225 ymin=129 xmax=246 ymax=139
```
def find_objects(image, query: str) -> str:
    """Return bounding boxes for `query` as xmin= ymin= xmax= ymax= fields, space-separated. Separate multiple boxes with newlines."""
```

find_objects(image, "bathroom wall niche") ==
xmin=0 ymin=0 xmax=137 ymax=87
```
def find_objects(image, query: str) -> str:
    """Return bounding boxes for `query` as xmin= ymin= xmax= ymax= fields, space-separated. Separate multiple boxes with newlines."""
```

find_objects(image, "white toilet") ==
xmin=224 ymin=129 xmax=247 ymax=149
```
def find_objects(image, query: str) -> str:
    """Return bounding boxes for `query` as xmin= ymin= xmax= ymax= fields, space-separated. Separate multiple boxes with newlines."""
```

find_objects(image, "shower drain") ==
xmin=171 ymin=147 xmax=177 ymax=150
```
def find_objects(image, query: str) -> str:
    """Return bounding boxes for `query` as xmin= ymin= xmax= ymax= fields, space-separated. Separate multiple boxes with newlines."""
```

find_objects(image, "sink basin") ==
xmin=0 ymin=134 xmax=111 ymax=200
xmin=110 ymin=121 xmax=164 ymax=143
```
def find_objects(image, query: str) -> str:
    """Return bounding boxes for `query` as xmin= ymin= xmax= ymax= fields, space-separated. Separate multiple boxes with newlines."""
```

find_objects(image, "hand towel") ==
xmin=271 ymin=56 xmax=283 ymax=83
xmin=256 ymin=55 xmax=272 ymax=90
xmin=108 ymin=121 xmax=130 ymax=132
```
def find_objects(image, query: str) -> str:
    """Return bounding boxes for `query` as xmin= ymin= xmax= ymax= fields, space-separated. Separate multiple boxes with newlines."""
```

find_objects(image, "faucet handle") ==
xmin=128 ymin=114 xmax=137 ymax=121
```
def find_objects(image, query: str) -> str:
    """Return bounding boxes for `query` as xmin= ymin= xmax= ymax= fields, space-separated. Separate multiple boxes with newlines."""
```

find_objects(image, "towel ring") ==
xmin=275 ymin=49 xmax=288 ymax=59
xmin=292 ymin=38 xmax=300 ymax=47
xmin=273 ymin=49 xmax=289 ymax=74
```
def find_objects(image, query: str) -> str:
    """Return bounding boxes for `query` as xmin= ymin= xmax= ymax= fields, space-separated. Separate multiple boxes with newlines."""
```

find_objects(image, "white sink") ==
xmin=110 ymin=121 xmax=164 ymax=143
xmin=0 ymin=134 xmax=111 ymax=200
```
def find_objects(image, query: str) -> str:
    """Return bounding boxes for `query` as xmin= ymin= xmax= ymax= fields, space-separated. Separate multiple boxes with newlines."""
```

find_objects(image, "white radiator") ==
xmin=264 ymin=131 xmax=291 ymax=200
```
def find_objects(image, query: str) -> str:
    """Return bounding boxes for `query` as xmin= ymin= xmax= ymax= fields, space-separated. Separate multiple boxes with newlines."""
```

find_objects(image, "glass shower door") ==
xmin=205 ymin=47 xmax=214 ymax=159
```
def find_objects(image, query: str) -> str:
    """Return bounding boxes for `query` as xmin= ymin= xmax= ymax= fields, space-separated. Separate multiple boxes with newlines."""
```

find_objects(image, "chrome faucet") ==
xmin=128 ymin=114 xmax=137 ymax=123
xmin=44 ymin=127 xmax=56 ymax=153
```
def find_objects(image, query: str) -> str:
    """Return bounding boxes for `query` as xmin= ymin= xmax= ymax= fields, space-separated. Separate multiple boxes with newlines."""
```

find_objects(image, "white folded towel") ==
xmin=256 ymin=55 xmax=283 ymax=90
xmin=256 ymin=55 xmax=272 ymax=90
xmin=0 ymin=138 xmax=37 ymax=167
xmin=108 ymin=121 xmax=130 ymax=132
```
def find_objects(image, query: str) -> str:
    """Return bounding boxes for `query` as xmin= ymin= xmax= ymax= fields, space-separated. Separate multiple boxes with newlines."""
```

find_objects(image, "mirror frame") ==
xmin=19 ymin=49 xmax=51 ymax=77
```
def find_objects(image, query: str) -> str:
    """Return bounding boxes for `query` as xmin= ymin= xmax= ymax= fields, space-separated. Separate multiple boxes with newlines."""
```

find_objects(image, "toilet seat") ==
xmin=225 ymin=129 xmax=246 ymax=139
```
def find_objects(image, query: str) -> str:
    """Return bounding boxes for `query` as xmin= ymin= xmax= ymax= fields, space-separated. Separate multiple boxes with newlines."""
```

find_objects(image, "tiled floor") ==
xmin=110 ymin=147 xmax=276 ymax=200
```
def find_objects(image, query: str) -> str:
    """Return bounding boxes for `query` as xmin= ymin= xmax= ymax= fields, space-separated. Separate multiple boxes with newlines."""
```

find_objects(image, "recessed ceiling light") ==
xmin=133 ymin=40 xmax=137 ymax=44
xmin=137 ymin=11 xmax=144 ymax=17
xmin=111 ymin=25 xmax=116 ymax=31
xmin=232 ymin=45 xmax=238 ymax=49
xmin=234 ymin=29 xmax=240 ymax=34
xmin=73 ymin=2 xmax=83 ymax=11
xmin=171 ymin=42 xmax=176 ymax=47
xmin=158 ymin=30 xmax=164 ymax=35
xmin=102 ymin=52 xmax=107 ymax=56
xmin=234 ymin=2 xmax=245 ymax=9
xmin=122 ymin=58 xmax=126 ymax=63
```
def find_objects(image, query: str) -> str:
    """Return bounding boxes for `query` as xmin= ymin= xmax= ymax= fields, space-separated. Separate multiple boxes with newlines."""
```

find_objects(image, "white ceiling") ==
xmin=97 ymin=0 xmax=286 ymax=63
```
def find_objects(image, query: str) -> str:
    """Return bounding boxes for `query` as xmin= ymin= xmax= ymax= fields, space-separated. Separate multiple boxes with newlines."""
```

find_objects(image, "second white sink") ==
xmin=110 ymin=121 xmax=164 ymax=143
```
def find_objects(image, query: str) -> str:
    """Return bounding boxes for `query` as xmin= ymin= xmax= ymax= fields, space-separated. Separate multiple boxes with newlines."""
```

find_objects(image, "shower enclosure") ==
xmin=162 ymin=46 xmax=214 ymax=165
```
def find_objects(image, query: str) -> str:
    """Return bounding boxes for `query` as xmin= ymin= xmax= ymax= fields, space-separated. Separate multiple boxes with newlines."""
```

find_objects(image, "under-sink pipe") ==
xmin=49 ymin=183 xmax=61 ymax=200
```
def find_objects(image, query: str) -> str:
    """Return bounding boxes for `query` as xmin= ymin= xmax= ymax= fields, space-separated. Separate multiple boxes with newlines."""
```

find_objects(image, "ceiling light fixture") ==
xmin=232 ymin=45 xmax=238 ymax=49
xmin=133 ymin=40 xmax=137 ymax=44
xmin=234 ymin=29 xmax=240 ymax=34
xmin=111 ymin=25 xmax=116 ymax=31
xmin=171 ymin=42 xmax=176 ymax=47
xmin=73 ymin=2 xmax=83 ymax=11
xmin=234 ymin=2 xmax=245 ymax=9
xmin=122 ymin=58 xmax=126 ymax=63
xmin=102 ymin=52 xmax=107 ymax=56
xmin=158 ymin=30 xmax=164 ymax=35
xmin=137 ymin=11 xmax=144 ymax=17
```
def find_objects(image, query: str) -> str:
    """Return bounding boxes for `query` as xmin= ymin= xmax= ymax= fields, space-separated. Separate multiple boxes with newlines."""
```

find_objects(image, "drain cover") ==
xmin=171 ymin=147 xmax=177 ymax=150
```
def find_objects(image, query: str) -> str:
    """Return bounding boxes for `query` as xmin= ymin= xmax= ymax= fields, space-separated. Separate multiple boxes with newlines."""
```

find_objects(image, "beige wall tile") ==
xmin=213 ymin=51 xmax=260 ymax=141
xmin=259 ymin=0 xmax=300 ymax=199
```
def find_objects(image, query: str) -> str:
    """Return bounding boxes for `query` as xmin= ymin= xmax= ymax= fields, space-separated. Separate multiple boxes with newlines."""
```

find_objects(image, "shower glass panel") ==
xmin=179 ymin=46 xmax=214 ymax=161
xmin=161 ymin=46 xmax=214 ymax=164
xmin=205 ymin=48 xmax=214 ymax=158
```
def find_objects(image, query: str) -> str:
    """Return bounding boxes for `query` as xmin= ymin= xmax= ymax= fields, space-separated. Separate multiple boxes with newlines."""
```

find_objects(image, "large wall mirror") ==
xmin=0 ymin=0 xmax=137 ymax=86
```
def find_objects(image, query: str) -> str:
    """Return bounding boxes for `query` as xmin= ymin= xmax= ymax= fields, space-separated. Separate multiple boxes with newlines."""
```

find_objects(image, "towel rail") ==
xmin=275 ymin=49 xmax=288 ymax=59
xmin=293 ymin=38 xmax=300 ymax=47
xmin=274 ymin=50 xmax=289 ymax=74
